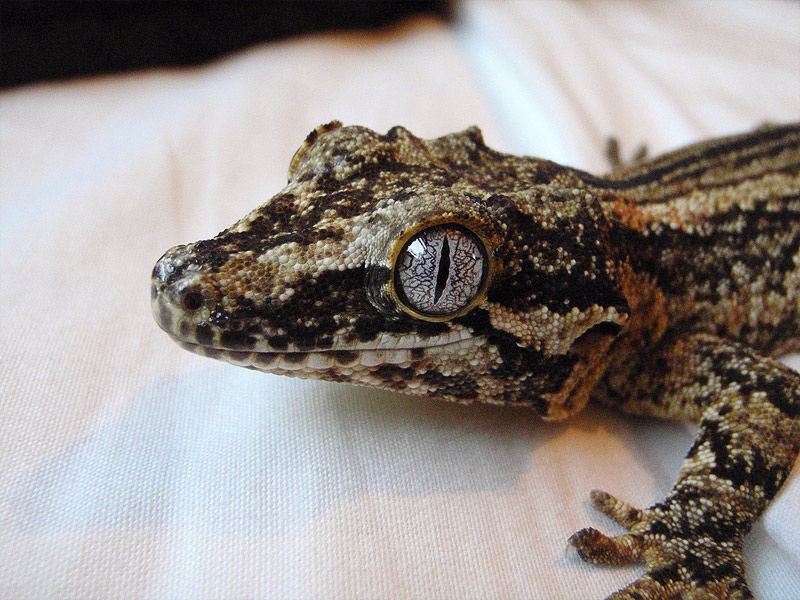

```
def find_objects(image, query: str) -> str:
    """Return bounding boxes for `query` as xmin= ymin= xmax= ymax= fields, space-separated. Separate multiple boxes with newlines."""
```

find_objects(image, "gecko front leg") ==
xmin=570 ymin=333 xmax=800 ymax=600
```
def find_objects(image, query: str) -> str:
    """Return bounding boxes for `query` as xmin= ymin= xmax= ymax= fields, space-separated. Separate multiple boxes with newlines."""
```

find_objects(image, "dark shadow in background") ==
xmin=0 ymin=1 xmax=453 ymax=88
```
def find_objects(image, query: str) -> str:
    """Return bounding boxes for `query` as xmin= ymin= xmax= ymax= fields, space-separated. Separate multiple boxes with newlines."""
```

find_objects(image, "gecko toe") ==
xmin=606 ymin=574 xmax=673 ymax=600
xmin=568 ymin=528 xmax=643 ymax=565
xmin=590 ymin=489 xmax=643 ymax=529
xmin=606 ymin=571 xmax=753 ymax=600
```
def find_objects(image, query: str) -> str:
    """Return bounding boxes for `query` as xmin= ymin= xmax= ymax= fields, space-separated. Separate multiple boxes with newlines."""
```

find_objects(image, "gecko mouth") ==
xmin=169 ymin=335 xmax=482 ymax=374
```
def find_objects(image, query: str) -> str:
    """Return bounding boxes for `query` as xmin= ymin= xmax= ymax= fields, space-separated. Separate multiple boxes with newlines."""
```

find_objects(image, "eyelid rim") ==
xmin=387 ymin=217 xmax=496 ymax=322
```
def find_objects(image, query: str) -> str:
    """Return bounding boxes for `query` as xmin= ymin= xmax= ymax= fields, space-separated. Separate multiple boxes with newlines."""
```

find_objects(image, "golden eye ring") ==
xmin=387 ymin=219 xmax=495 ymax=322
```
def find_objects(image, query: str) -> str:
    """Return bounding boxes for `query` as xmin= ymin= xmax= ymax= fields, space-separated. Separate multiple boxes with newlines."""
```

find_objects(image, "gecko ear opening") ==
xmin=287 ymin=121 xmax=343 ymax=180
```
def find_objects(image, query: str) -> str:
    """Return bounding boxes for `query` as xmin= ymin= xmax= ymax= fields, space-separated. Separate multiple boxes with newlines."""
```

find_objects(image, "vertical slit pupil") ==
xmin=434 ymin=234 xmax=450 ymax=304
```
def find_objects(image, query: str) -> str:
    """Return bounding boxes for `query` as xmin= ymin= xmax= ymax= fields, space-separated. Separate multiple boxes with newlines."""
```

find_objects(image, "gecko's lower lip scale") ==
xmin=175 ymin=342 xmax=407 ymax=372
xmin=152 ymin=120 xmax=800 ymax=599
xmin=168 ymin=334 xmax=482 ymax=371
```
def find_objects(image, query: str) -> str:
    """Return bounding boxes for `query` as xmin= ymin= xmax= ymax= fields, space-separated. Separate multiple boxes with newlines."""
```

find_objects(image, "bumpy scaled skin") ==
xmin=152 ymin=122 xmax=800 ymax=599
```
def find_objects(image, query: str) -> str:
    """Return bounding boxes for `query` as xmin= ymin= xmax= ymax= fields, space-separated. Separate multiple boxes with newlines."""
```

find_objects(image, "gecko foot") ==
xmin=568 ymin=489 xmax=754 ymax=600
xmin=604 ymin=137 xmax=648 ymax=171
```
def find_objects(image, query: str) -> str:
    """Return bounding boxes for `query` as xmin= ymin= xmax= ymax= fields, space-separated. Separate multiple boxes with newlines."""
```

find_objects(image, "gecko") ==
xmin=151 ymin=121 xmax=800 ymax=600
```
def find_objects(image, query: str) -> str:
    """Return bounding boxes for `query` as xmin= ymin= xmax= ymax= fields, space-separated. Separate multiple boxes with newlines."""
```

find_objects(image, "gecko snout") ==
xmin=151 ymin=245 xmax=218 ymax=339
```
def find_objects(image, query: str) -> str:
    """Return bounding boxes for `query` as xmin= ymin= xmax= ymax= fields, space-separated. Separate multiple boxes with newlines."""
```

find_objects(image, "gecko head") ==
xmin=152 ymin=122 xmax=629 ymax=419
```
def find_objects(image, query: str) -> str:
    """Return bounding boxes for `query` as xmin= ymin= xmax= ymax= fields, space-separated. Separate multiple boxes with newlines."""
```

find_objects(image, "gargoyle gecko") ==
xmin=152 ymin=122 xmax=800 ymax=599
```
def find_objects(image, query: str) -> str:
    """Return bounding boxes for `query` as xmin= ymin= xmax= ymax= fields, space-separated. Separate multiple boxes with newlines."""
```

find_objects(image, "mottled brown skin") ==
xmin=152 ymin=122 xmax=800 ymax=599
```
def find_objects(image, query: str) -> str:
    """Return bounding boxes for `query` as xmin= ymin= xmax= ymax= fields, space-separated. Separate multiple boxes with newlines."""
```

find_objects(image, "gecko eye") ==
xmin=393 ymin=224 xmax=488 ymax=319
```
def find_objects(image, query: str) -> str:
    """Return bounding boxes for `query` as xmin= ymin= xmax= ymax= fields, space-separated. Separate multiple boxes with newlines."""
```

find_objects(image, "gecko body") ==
xmin=152 ymin=122 xmax=800 ymax=599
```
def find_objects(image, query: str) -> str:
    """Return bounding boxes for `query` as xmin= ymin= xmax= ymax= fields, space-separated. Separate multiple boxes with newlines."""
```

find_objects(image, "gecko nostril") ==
xmin=181 ymin=290 xmax=204 ymax=311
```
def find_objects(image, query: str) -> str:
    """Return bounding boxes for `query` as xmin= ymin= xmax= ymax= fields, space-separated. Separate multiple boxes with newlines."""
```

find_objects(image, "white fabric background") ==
xmin=2 ymin=2 xmax=799 ymax=599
